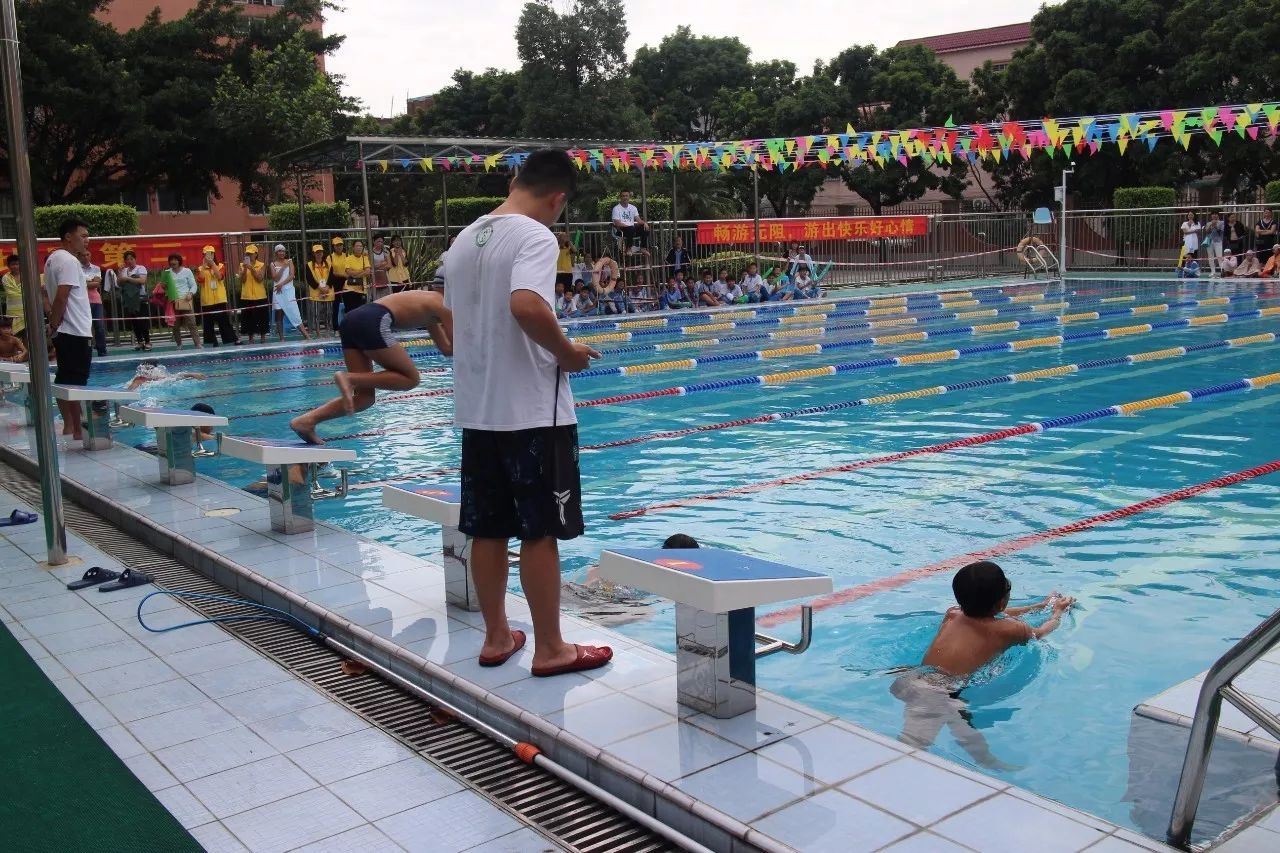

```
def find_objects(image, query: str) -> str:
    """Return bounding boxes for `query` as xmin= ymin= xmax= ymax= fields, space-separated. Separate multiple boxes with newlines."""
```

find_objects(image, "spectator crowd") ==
xmin=1177 ymin=208 xmax=1280 ymax=279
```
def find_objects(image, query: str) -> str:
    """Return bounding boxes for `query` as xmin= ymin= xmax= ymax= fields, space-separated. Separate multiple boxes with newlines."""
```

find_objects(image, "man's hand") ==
xmin=1052 ymin=595 xmax=1076 ymax=612
xmin=558 ymin=342 xmax=600 ymax=373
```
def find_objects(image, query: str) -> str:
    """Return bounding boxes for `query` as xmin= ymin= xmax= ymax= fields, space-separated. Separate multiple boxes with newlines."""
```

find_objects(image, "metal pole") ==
xmin=752 ymin=167 xmax=761 ymax=264
xmin=639 ymin=164 xmax=648 ymax=221
xmin=0 ymin=0 xmax=65 ymax=564
xmin=671 ymin=168 xmax=678 ymax=248
xmin=1059 ymin=166 xmax=1073 ymax=276
xmin=439 ymin=169 xmax=449 ymax=243
xmin=358 ymin=142 xmax=375 ymax=299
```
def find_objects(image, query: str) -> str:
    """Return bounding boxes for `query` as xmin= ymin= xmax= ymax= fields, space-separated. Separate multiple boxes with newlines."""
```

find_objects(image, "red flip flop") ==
xmin=531 ymin=644 xmax=613 ymax=678
xmin=478 ymin=630 xmax=527 ymax=667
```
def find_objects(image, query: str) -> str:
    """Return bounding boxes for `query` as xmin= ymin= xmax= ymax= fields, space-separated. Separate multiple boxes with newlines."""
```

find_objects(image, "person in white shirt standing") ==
xmin=1179 ymin=211 xmax=1202 ymax=267
xmin=610 ymin=190 xmax=650 ymax=255
xmin=445 ymin=150 xmax=613 ymax=677
xmin=43 ymin=217 xmax=94 ymax=439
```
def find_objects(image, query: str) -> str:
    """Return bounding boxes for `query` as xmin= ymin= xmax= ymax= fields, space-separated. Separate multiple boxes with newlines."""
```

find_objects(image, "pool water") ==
xmin=96 ymin=275 xmax=1280 ymax=833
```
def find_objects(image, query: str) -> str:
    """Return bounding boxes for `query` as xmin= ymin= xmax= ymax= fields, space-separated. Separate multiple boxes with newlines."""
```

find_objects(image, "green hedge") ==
xmin=34 ymin=204 xmax=138 ymax=238
xmin=597 ymin=195 xmax=672 ymax=222
xmin=433 ymin=197 xmax=505 ymax=228
xmin=1265 ymin=181 xmax=1280 ymax=206
xmin=1109 ymin=187 xmax=1177 ymax=248
xmin=267 ymin=201 xmax=351 ymax=232
xmin=694 ymin=250 xmax=758 ymax=280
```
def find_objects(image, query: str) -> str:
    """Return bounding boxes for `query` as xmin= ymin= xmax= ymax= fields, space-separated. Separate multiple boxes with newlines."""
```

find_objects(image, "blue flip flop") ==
xmin=0 ymin=509 xmax=36 ymax=527
xmin=97 ymin=568 xmax=153 ymax=593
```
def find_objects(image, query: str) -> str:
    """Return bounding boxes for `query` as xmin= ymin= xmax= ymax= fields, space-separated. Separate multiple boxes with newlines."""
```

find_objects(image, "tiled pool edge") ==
xmin=0 ymin=440 xmax=771 ymax=852
xmin=0 ymin=425 xmax=1176 ymax=853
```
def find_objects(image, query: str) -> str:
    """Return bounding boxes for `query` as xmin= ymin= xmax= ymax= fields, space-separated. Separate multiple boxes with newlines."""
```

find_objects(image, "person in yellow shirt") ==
xmin=341 ymin=238 xmax=372 ymax=318
xmin=237 ymin=244 xmax=270 ymax=344
xmin=305 ymin=244 xmax=336 ymax=335
xmin=197 ymin=246 xmax=240 ymax=346
xmin=328 ymin=235 xmax=349 ymax=326
xmin=556 ymin=230 xmax=573 ymax=290
xmin=1 ymin=253 xmax=25 ymax=338
xmin=387 ymin=235 xmax=411 ymax=292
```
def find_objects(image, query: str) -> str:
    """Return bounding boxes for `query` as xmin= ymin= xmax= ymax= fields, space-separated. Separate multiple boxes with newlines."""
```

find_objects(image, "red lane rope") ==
xmin=583 ymin=414 xmax=778 ymax=450
xmin=757 ymin=458 xmax=1280 ymax=628
xmin=227 ymin=386 xmax=456 ymax=420
xmin=324 ymin=420 xmax=453 ymax=442
xmin=608 ymin=425 xmax=1039 ymax=520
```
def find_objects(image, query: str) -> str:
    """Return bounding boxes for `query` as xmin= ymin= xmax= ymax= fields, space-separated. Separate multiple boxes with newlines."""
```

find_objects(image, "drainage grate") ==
xmin=1 ymin=465 xmax=677 ymax=853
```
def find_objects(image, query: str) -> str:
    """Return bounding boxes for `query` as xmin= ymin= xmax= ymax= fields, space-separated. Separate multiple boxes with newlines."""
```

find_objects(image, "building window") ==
xmin=119 ymin=187 xmax=150 ymax=213
xmin=990 ymin=62 xmax=1009 ymax=73
xmin=156 ymin=187 xmax=210 ymax=214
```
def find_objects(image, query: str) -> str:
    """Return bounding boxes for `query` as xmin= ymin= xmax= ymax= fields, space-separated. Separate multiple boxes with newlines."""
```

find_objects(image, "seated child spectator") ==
xmin=1236 ymin=249 xmax=1262 ymax=278
xmin=569 ymin=280 xmax=596 ymax=317
xmin=593 ymin=272 xmax=620 ymax=315
xmin=555 ymin=281 xmax=571 ymax=319
xmin=793 ymin=265 xmax=819 ymax=298
xmin=741 ymin=263 xmax=768 ymax=303
xmin=0 ymin=316 xmax=27 ymax=363
xmin=659 ymin=275 xmax=689 ymax=309
xmin=723 ymin=274 xmax=745 ymax=304
xmin=711 ymin=269 xmax=732 ymax=304
xmin=1220 ymin=248 xmax=1238 ymax=277
xmin=693 ymin=270 xmax=720 ymax=307
xmin=561 ymin=533 xmax=698 ymax=626
xmin=1178 ymin=256 xmax=1201 ymax=279
xmin=770 ymin=269 xmax=797 ymax=301
xmin=1263 ymin=245 xmax=1280 ymax=278
xmin=891 ymin=560 xmax=1075 ymax=769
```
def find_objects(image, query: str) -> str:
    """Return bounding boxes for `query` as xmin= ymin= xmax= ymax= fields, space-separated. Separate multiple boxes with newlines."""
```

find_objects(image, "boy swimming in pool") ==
xmin=891 ymin=560 xmax=1075 ymax=769
xmin=290 ymin=290 xmax=453 ymax=445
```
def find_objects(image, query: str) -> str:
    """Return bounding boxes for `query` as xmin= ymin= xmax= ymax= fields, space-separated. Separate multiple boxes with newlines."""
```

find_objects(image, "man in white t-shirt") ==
xmin=610 ymin=190 xmax=650 ymax=254
xmin=43 ymin=217 xmax=93 ymax=439
xmin=445 ymin=150 xmax=612 ymax=678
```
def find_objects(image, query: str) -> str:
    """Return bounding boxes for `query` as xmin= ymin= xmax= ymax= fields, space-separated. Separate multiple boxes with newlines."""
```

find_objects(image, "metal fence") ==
xmin=1065 ymin=204 xmax=1278 ymax=272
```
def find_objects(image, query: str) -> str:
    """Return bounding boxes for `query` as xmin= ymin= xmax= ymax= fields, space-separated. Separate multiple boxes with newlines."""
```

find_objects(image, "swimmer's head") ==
xmin=135 ymin=361 xmax=168 ymax=381
xmin=191 ymin=403 xmax=215 ymax=415
xmin=662 ymin=533 xmax=699 ymax=549
xmin=952 ymin=561 xmax=1011 ymax=618
xmin=0 ymin=316 xmax=12 ymax=331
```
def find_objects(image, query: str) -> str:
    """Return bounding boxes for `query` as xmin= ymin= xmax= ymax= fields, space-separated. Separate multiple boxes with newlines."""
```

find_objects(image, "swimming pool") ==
xmin=95 ymin=275 xmax=1280 ymax=835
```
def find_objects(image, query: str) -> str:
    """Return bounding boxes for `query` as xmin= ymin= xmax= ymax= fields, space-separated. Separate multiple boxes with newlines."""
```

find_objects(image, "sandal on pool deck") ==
xmin=531 ymin=644 xmax=613 ymax=678
xmin=66 ymin=566 xmax=121 ymax=591
xmin=0 ymin=509 xmax=37 ymax=527
xmin=478 ymin=630 xmax=526 ymax=667
xmin=97 ymin=568 xmax=153 ymax=593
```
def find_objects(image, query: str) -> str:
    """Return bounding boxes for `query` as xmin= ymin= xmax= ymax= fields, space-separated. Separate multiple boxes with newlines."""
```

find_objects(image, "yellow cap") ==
xmin=244 ymin=245 xmax=259 ymax=254
xmin=202 ymin=245 xmax=216 ymax=254
xmin=311 ymin=244 xmax=324 ymax=252
xmin=331 ymin=235 xmax=345 ymax=245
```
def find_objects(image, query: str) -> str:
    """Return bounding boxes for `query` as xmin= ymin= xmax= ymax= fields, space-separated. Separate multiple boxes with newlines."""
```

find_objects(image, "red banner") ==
xmin=0 ymin=236 xmax=228 ymax=271
xmin=696 ymin=216 xmax=929 ymax=246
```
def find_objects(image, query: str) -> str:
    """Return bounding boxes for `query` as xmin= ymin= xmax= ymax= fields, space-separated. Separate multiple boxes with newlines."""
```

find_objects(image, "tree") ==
xmin=515 ymin=0 xmax=649 ymax=138
xmin=416 ymin=69 xmax=523 ymax=136
xmin=827 ymin=44 xmax=974 ymax=214
xmin=630 ymin=27 xmax=751 ymax=140
xmin=0 ymin=0 xmax=347 ymax=206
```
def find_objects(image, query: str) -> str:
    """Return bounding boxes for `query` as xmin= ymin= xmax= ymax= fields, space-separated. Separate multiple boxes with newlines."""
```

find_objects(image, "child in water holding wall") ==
xmin=290 ymin=290 xmax=453 ymax=445
xmin=891 ymin=560 xmax=1075 ymax=769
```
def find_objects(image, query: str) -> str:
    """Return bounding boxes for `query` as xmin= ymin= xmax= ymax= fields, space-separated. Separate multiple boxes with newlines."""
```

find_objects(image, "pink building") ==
xmin=897 ymin=21 xmax=1032 ymax=82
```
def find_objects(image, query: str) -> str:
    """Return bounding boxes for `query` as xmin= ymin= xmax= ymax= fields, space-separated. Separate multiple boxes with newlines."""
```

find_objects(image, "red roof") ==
xmin=897 ymin=22 xmax=1032 ymax=54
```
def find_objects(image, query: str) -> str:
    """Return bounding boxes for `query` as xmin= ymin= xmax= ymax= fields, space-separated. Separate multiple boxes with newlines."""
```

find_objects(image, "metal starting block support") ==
xmin=599 ymin=548 xmax=832 ymax=718
xmin=51 ymin=385 xmax=140 ymax=450
xmin=0 ymin=364 xmax=32 ymax=424
xmin=218 ymin=436 xmax=356 ymax=534
xmin=382 ymin=482 xmax=480 ymax=611
xmin=118 ymin=405 xmax=229 ymax=485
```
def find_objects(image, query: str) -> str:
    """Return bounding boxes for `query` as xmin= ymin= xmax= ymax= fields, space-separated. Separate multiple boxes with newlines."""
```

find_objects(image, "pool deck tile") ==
xmin=0 ymin=405 xmax=1179 ymax=853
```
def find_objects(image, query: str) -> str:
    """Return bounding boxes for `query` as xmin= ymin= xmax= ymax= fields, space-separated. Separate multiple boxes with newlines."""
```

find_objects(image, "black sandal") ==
xmin=66 ymin=566 xmax=121 ymax=591
xmin=97 ymin=568 xmax=153 ymax=592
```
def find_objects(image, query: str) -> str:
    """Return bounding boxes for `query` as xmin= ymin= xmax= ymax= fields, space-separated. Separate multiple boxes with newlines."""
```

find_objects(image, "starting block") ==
xmin=51 ymin=385 xmax=140 ymax=450
xmin=0 ymin=364 xmax=32 ymax=424
xmin=382 ymin=482 xmax=478 ymax=611
xmin=218 ymin=436 xmax=356 ymax=534
xmin=118 ymin=405 xmax=229 ymax=485
xmin=599 ymin=548 xmax=832 ymax=718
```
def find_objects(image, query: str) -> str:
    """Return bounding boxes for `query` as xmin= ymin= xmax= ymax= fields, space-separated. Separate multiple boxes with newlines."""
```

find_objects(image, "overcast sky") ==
xmin=326 ymin=0 xmax=1046 ymax=117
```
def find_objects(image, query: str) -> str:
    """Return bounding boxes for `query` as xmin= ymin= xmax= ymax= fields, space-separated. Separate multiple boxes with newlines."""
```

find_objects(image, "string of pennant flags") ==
xmin=360 ymin=102 xmax=1280 ymax=175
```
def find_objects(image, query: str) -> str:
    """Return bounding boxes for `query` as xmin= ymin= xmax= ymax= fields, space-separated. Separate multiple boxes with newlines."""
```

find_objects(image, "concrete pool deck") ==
xmin=0 ymin=404 xmax=1173 ymax=852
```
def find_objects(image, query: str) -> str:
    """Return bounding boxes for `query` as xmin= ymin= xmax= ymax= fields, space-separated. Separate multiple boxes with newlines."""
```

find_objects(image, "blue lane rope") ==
xmin=137 ymin=590 xmax=321 ymax=637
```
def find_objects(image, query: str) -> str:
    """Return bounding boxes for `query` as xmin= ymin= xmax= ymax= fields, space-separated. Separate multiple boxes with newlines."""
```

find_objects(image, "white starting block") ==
xmin=599 ymin=548 xmax=833 ymax=718
xmin=218 ymin=436 xmax=356 ymax=534
xmin=51 ymin=385 xmax=140 ymax=450
xmin=118 ymin=405 xmax=229 ymax=486
xmin=0 ymin=364 xmax=32 ymax=423
xmin=381 ymin=482 xmax=479 ymax=611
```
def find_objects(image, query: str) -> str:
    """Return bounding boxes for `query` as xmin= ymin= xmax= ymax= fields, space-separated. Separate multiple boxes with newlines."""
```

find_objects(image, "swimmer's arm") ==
xmin=1002 ymin=595 xmax=1054 ymax=617
xmin=426 ymin=316 xmax=452 ymax=356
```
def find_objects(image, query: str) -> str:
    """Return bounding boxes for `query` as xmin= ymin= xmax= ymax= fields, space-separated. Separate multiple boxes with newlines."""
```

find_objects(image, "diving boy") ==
xmin=290 ymin=290 xmax=453 ymax=445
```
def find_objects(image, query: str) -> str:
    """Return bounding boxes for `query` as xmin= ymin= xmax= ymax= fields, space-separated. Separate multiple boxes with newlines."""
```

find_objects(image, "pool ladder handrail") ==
xmin=1025 ymin=243 xmax=1059 ymax=276
xmin=1167 ymin=605 xmax=1280 ymax=849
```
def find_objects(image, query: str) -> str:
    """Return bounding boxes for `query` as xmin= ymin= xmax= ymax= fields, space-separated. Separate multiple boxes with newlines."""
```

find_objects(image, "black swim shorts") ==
xmin=459 ymin=425 xmax=584 ymax=541
xmin=338 ymin=302 xmax=397 ymax=351
xmin=53 ymin=333 xmax=92 ymax=386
